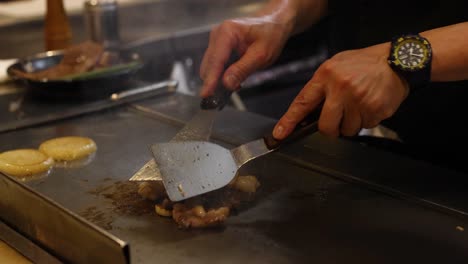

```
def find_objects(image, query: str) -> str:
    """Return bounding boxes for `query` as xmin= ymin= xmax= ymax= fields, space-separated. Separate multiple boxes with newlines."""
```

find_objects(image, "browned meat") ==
xmin=138 ymin=181 xmax=167 ymax=201
xmin=12 ymin=41 xmax=104 ymax=80
xmin=155 ymin=198 xmax=174 ymax=217
xmin=172 ymin=204 xmax=230 ymax=229
xmin=138 ymin=175 xmax=260 ymax=229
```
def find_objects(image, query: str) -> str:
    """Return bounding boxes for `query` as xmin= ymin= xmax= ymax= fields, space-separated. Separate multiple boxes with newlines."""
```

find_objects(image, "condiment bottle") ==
xmin=84 ymin=0 xmax=120 ymax=50
xmin=44 ymin=0 xmax=73 ymax=51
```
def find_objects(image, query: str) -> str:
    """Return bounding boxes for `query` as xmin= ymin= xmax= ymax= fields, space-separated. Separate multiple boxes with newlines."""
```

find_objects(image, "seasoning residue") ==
xmin=80 ymin=206 xmax=113 ymax=230
xmin=79 ymin=180 xmax=154 ymax=230
xmin=99 ymin=181 xmax=154 ymax=216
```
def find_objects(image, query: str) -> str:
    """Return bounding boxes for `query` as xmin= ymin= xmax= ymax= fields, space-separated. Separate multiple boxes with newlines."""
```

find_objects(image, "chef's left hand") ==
xmin=273 ymin=44 xmax=410 ymax=139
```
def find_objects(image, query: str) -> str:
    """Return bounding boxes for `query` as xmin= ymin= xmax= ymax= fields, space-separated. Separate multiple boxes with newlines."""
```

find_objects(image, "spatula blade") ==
xmin=151 ymin=141 xmax=238 ymax=202
xmin=128 ymin=159 xmax=162 ymax=182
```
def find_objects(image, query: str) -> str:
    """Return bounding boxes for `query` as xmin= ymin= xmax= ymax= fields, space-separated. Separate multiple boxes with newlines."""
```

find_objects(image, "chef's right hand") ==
xmin=199 ymin=16 xmax=293 ymax=97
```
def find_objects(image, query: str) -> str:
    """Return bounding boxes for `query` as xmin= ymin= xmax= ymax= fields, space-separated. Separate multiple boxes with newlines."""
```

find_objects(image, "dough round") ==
xmin=0 ymin=149 xmax=54 ymax=177
xmin=39 ymin=136 xmax=97 ymax=161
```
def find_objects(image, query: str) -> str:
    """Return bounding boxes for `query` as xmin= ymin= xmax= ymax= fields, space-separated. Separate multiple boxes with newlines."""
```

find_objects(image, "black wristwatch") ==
xmin=387 ymin=33 xmax=432 ymax=92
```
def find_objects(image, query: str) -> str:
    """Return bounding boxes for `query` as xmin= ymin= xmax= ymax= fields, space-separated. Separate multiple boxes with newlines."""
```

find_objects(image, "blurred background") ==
xmin=0 ymin=0 xmax=330 ymax=119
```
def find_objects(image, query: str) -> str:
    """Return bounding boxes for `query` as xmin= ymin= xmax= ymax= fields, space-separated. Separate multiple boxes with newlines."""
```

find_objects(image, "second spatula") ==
xmin=129 ymin=82 xmax=232 ymax=182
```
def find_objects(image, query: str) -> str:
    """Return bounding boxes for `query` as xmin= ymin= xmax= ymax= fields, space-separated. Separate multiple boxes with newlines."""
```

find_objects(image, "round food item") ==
xmin=0 ymin=149 xmax=54 ymax=178
xmin=53 ymin=152 xmax=95 ymax=169
xmin=39 ymin=136 xmax=97 ymax=161
xmin=228 ymin=175 xmax=260 ymax=193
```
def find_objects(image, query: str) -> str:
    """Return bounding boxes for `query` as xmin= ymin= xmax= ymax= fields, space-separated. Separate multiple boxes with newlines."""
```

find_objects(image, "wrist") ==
xmin=253 ymin=0 xmax=297 ymax=37
xmin=291 ymin=0 xmax=328 ymax=35
xmin=387 ymin=34 xmax=433 ymax=93
xmin=256 ymin=0 xmax=327 ymax=37
xmin=361 ymin=42 xmax=411 ymax=96
xmin=362 ymin=42 xmax=391 ymax=59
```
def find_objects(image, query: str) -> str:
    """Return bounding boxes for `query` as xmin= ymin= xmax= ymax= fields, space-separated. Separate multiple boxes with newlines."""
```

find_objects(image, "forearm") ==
xmin=420 ymin=22 xmax=468 ymax=82
xmin=255 ymin=0 xmax=328 ymax=36
xmin=363 ymin=22 xmax=468 ymax=83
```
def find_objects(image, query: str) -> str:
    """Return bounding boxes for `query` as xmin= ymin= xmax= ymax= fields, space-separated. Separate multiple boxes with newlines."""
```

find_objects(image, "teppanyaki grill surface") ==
xmin=1 ymin=93 xmax=468 ymax=263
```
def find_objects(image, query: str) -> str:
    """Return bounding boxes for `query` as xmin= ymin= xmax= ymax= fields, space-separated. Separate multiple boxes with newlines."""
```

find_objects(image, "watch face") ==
xmin=392 ymin=36 xmax=431 ymax=71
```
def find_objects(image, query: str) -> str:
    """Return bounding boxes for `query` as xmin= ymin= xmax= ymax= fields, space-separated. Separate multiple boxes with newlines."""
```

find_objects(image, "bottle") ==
xmin=84 ymin=0 xmax=120 ymax=50
xmin=44 ymin=0 xmax=73 ymax=51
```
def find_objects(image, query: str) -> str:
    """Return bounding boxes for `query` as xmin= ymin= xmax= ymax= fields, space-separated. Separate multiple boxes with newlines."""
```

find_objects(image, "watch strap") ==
xmin=388 ymin=33 xmax=432 ymax=92
xmin=395 ymin=59 xmax=431 ymax=90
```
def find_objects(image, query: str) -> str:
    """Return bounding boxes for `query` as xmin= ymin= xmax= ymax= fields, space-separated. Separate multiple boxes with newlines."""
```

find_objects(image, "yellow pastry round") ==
xmin=39 ymin=136 xmax=97 ymax=161
xmin=0 ymin=149 xmax=54 ymax=178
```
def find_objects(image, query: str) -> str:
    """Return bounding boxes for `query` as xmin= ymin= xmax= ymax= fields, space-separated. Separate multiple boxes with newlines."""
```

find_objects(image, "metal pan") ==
xmin=6 ymin=49 xmax=144 ymax=101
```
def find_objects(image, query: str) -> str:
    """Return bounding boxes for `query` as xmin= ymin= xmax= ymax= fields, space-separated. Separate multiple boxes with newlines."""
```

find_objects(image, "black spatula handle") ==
xmin=263 ymin=103 xmax=323 ymax=150
xmin=200 ymin=85 xmax=233 ymax=110
xmin=200 ymin=53 xmax=238 ymax=110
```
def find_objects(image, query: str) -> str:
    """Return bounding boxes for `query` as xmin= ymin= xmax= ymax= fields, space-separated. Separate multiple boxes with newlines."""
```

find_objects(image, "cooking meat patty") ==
xmin=138 ymin=175 xmax=260 ymax=229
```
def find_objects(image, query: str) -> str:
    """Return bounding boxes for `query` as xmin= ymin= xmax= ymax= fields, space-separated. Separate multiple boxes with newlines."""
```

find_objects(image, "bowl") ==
xmin=7 ymin=49 xmax=144 ymax=101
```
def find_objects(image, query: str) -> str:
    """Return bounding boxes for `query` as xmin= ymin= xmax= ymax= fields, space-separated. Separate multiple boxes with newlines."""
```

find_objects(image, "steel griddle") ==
xmin=1 ymin=93 xmax=468 ymax=263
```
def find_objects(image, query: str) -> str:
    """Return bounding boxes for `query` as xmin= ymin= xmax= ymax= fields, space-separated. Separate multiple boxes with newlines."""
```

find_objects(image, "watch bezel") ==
xmin=388 ymin=34 xmax=432 ymax=73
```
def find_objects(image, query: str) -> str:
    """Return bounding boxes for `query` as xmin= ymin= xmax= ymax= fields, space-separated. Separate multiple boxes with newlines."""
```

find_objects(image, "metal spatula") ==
xmin=129 ymin=83 xmax=232 ymax=182
xmin=151 ymin=115 xmax=319 ymax=201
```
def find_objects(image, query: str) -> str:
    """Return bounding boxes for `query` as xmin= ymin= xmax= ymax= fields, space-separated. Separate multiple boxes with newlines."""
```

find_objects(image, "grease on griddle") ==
xmin=80 ymin=206 xmax=113 ymax=230
xmin=80 ymin=180 xmax=154 ymax=230
xmin=88 ymin=180 xmax=154 ymax=216
xmin=101 ymin=181 xmax=154 ymax=216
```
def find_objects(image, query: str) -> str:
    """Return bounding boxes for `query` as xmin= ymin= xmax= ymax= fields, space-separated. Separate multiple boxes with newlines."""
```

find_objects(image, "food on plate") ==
xmin=11 ymin=41 xmax=105 ymax=80
xmin=138 ymin=175 xmax=260 ymax=229
xmin=10 ymin=41 xmax=133 ymax=81
xmin=0 ymin=149 xmax=54 ymax=178
xmin=39 ymin=136 xmax=97 ymax=161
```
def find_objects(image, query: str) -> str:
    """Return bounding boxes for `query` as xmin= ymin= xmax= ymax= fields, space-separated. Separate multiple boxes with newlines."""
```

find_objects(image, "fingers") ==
xmin=199 ymin=27 xmax=218 ymax=80
xmin=360 ymin=94 xmax=394 ymax=129
xmin=273 ymin=81 xmax=366 ymax=139
xmin=273 ymin=82 xmax=324 ymax=140
xmin=340 ymin=104 xmax=362 ymax=137
xmin=222 ymin=42 xmax=273 ymax=90
xmin=200 ymin=26 xmax=239 ymax=97
xmin=318 ymin=94 xmax=344 ymax=138
xmin=361 ymin=114 xmax=380 ymax=129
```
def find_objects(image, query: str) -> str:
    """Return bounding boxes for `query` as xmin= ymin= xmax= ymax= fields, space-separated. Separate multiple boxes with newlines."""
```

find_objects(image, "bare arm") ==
xmin=423 ymin=22 xmax=468 ymax=82
xmin=273 ymin=21 xmax=468 ymax=139
xmin=254 ymin=0 xmax=328 ymax=35
xmin=363 ymin=22 xmax=468 ymax=82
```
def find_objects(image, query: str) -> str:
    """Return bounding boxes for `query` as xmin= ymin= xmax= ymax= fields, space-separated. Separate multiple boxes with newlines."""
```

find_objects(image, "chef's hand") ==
xmin=199 ymin=16 xmax=293 ymax=97
xmin=273 ymin=44 xmax=410 ymax=139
